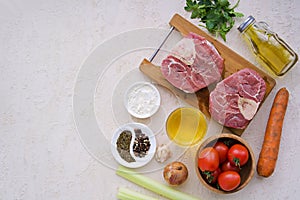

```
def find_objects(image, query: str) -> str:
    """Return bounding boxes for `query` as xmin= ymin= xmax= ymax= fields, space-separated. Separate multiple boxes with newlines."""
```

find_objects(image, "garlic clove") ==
xmin=155 ymin=144 xmax=172 ymax=163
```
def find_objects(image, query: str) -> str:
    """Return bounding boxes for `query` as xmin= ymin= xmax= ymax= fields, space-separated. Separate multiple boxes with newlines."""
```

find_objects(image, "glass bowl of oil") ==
xmin=166 ymin=107 xmax=207 ymax=146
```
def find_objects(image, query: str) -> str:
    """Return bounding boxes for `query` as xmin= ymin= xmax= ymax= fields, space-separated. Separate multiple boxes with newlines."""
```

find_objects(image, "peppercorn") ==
xmin=133 ymin=129 xmax=151 ymax=158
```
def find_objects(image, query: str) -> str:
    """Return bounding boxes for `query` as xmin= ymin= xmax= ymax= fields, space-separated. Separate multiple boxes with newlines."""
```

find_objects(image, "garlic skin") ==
xmin=163 ymin=162 xmax=188 ymax=186
xmin=155 ymin=144 xmax=172 ymax=163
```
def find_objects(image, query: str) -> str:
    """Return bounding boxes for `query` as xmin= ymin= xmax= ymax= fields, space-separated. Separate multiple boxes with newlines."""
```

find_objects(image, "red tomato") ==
xmin=227 ymin=144 xmax=249 ymax=167
xmin=221 ymin=160 xmax=241 ymax=172
xmin=198 ymin=147 xmax=219 ymax=172
xmin=202 ymin=167 xmax=221 ymax=184
xmin=218 ymin=171 xmax=241 ymax=191
xmin=213 ymin=141 xmax=228 ymax=163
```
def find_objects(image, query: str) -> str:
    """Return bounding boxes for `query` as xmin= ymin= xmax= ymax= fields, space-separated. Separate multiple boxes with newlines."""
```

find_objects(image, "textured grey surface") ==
xmin=1 ymin=0 xmax=300 ymax=199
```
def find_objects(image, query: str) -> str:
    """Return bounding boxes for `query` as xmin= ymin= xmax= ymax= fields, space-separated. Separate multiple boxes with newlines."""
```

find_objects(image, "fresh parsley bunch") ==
xmin=184 ymin=0 xmax=244 ymax=41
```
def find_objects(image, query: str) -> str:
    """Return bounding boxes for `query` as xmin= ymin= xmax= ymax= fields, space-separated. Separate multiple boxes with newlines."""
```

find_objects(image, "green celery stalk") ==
xmin=116 ymin=166 xmax=201 ymax=200
xmin=117 ymin=187 xmax=159 ymax=200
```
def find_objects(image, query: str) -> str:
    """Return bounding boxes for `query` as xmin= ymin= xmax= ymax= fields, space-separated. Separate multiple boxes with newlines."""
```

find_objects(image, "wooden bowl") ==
xmin=195 ymin=133 xmax=255 ymax=194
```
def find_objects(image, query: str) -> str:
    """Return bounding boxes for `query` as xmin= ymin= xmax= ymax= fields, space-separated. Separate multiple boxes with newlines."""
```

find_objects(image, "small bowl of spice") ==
xmin=111 ymin=122 xmax=157 ymax=168
xmin=124 ymin=82 xmax=161 ymax=119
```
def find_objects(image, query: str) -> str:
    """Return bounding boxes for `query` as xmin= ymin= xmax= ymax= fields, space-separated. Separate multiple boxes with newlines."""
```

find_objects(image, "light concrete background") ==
xmin=1 ymin=0 xmax=299 ymax=199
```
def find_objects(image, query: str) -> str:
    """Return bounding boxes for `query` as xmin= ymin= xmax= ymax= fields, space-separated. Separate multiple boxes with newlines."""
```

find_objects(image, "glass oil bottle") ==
xmin=238 ymin=16 xmax=298 ymax=76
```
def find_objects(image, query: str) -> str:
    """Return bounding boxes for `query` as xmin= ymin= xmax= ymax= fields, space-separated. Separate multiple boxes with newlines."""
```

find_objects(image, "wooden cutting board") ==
xmin=139 ymin=13 xmax=276 ymax=136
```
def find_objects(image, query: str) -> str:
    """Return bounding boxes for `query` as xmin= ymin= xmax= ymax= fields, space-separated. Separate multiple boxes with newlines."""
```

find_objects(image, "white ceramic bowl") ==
xmin=111 ymin=122 xmax=157 ymax=168
xmin=124 ymin=82 xmax=161 ymax=119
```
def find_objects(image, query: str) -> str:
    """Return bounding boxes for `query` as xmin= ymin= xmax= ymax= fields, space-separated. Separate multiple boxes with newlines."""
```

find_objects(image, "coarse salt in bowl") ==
xmin=124 ymin=82 xmax=161 ymax=119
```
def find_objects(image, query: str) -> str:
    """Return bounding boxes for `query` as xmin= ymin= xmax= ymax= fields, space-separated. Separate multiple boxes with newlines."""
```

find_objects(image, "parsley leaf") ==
xmin=184 ymin=0 xmax=244 ymax=41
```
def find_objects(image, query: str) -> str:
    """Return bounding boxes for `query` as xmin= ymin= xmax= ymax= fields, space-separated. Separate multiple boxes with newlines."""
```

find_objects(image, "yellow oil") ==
xmin=166 ymin=107 xmax=207 ymax=146
xmin=243 ymin=25 xmax=298 ymax=76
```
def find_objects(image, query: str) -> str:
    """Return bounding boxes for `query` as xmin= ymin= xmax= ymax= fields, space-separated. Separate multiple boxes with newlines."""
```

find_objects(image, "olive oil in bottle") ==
xmin=238 ymin=16 xmax=298 ymax=76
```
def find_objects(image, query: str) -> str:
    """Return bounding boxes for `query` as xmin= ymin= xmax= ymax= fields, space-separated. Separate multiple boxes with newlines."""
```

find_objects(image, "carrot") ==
xmin=257 ymin=87 xmax=289 ymax=177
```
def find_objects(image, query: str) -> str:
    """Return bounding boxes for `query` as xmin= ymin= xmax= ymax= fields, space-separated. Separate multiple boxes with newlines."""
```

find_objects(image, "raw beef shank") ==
xmin=209 ymin=68 xmax=266 ymax=129
xmin=161 ymin=32 xmax=224 ymax=93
